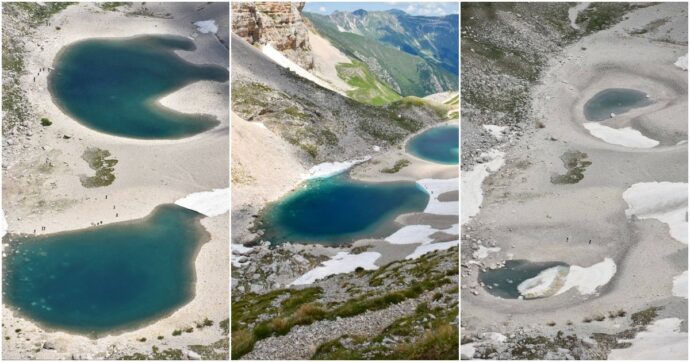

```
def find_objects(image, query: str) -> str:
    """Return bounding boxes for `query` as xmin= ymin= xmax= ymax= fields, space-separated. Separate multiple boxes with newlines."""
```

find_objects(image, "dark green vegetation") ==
xmin=119 ymin=318 xmax=229 ymax=360
xmin=551 ymin=150 xmax=592 ymax=184
xmin=305 ymin=11 xmax=457 ymax=97
xmin=312 ymin=300 xmax=458 ymax=360
xmin=231 ymin=248 xmax=458 ymax=359
xmin=12 ymin=2 xmax=76 ymax=25
xmin=575 ymin=3 xmax=648 ymax=34
xmin=3 ymin=205 xmax=207 ymax=334
xmin=380 ymin=159 xmax=411 ymax=174
xmin=80 ymin=147 xmax=118 ymax=188
xmin=336 ymin=60 xmax=401 ymax=106
xmin=40 ymin=117 xmax=52 ymax=126
xmin=50 ymin=35 xmax=228 ymax=139
xmin=99 ymin=2 xmax=130 ymax=11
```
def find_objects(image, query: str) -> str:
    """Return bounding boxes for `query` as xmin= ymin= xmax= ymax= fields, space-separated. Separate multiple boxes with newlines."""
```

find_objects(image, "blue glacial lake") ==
xmin=49 ymin=35 xmax=228 ymax=139
xmin=260 ymin=174 xmax=429 ymax=245
xmin=406 ymin=125 xmax=459 ymax=164
xmin=583 ymin=88 xmax=653 ymax=121
xmin=478 ymin=260 xmax=568 ymax=299
xmin=3 ymin=204 xmax=207 ymax=335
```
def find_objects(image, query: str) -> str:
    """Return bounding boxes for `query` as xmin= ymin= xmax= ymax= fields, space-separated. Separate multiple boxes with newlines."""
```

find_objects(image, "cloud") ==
xmin=318 ymin=6 xmax=327 ymax=13
xmin=404 ymin=3 xmax=449 ymax=16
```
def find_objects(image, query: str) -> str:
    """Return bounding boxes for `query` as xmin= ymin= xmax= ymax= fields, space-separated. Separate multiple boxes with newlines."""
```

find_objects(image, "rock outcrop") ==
xmin=231 ymin=2 xmax=313 ymax=69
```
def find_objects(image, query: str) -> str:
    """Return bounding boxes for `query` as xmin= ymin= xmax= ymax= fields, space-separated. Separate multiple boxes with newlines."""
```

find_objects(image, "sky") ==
xmin=303 ymin=2 xmax=458 ymax=17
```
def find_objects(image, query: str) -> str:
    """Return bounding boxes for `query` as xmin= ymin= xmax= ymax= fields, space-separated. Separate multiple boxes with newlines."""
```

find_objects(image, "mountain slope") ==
xmin=231 ymin=34 xmax=444 ymax=163
xmin=326 ymin=9 xmax=458 ymax=75
xmin=304 ymin=11 xmax=457 ymax=97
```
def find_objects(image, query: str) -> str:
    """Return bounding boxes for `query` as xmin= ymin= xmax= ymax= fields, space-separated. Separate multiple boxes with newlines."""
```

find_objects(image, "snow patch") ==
xmin=556 ymin=258 xmax=617 ymax=296
xmin=385 ymin=225 xmax=437 ymax=245
xmin=461 ymin=150 xmax=505 ymax=224
xmin=674 ymin=53 xmax=688 ymax=71
xmin=473 ymin=245 xmax=500 ymax=259
xmin=568 ymin=2 xmax=590 ymax=30
xmin=303 ymin=157 xmax=371 ymax=179
xmin=416 ymin=178 xmax=459 ymax=215
xmin=1 ymin=210 xmax=6 ymax=238
xmin=517 ymin=265 xmax=568 ymax=299
xmin=583 ymin=122 xmax=659 ymax=148
xmin=609 ymin=318 xmax=688 ymax=360
xmin=262 ymin=44 xmax=338 ymax=93
xmin=672 ymin=271 xmax=688 ymax=299
xmin=623 ymin=182 xmax=688 ymax=243
xmin=194 ymin=20 xmax=218 ymax=34
xmin=405 ymin=240 xmax=457 ymax=260
xmin=483 ymin=125 xmax=507 ymax=140
xmin=291 ymin=251 xmax=381 ymax=285
xmin=461 ymin=343 xmax=476 ymax=360
xmin=175 ymin=188 xmax=229 ymax=217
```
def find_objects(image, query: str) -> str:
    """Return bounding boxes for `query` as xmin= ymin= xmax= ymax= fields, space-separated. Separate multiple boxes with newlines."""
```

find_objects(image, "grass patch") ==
xmin=336 ymin=60 xmax=402 ymax=106
xmin=79 ymin=147 xmax=118 ymax=188
xmin=381 ymin=159 xmax=410 ymax=173
xmin=40 ymin=117 xmax=52 ymax=126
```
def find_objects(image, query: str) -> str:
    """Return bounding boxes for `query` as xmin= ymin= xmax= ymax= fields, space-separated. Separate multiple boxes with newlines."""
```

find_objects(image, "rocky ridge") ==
xmin=231 ymin=2 xmax=313 ymax=70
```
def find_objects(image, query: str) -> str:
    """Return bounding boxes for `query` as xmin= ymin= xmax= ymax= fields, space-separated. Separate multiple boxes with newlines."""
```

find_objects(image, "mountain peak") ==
xmin=352 ymin=9 xmax=368 ymax=16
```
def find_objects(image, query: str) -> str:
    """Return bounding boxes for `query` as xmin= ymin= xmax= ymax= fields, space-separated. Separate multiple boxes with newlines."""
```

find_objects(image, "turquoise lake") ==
xmin=583 ymin=88 xmax=653 ymax=121
xmin=478 ymin=260 xmax=568 ymax=299
xmin=260 ymin=174 xmax=429 ymax=245
xmin=49 ymin=35 xmax=228 ymax=139
xmin=406 ymin=125 xmax=459 ymax=164
xmin=3 ymin=204 xmax=207 ymax=335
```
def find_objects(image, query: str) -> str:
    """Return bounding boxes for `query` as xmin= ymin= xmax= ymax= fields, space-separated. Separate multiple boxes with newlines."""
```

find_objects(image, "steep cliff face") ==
xmin=231 ymin=2 xmax=313 ymax=70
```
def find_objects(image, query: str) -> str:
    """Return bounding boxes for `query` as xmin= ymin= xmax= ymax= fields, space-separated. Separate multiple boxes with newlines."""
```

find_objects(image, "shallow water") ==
xmin=406 ymin=125 xmax=459 ymax=164
xmin=3 ymin=204 xmax=207 ymax=335
xmin=260 ymin=174 xmax=429 ymax=245
xmin=478 ymin=260 xmax=568 ymax=299
xmin=49 ymin=35 xmax=229 ymax=139
xmin=583 ymin=88 xmax=653 ymax=121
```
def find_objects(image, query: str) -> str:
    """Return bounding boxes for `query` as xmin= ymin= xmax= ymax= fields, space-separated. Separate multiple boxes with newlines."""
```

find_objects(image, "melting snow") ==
xmin=1 ymin=210 xmax=6 ymax=238
xmin=473 ymin=245 xmax=500 ymax=259
xmin=194 ymin=20 xmax=218 ymax=34
xmin=291 ymin=251 xmax=381 ymax=285
xmin=461 ymin=149 xmax=505 ymax=224
xmin=405 ymin=240 xmax=457 ymax=260
xmin=385 ymin=225 xmax=437 ymax=245
xmin=672 ymin=271 xmax=688 ymax=299
xmin=556 ymin=258 xmax=617 ymax=296
xmin=262 ymin=44 xmax=338 ymax=93
xmin=608 ymin=318 xmax=688 ymax=360
xmin=416 ymin=178 xmax=459 ymax=215
xmin=518 ymin=265 xmax=568 ymax=299
xmin=303 ymin=157 xmax=371 ymax=179
xmin=175 ymin=188 xmax=229 ymax=217
xmin=623 ymin=182 xmax=688 ymax=244
xmin=231 ymin=243 xmax=253 ymax=268
xmin=674 ymin=53 xmax=688 ymax=71
xmin=583 ymin=122 xmax=659 ymax=148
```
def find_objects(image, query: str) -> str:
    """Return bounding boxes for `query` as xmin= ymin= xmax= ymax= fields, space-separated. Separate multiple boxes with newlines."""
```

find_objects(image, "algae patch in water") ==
xmin=80 ymin=147 xmax=118 ymax=188
xmin=551 ymin=151 xmax=591 ymax=184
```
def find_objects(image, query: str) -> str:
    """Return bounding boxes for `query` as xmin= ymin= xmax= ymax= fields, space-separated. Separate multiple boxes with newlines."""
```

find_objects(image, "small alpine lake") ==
xmin=49 ymin=35 xmax=229 ymax=139
xmin=259 ymin=174 xmax=430 ymax=245
xmin=406 ymin=125 xmax=459 ymax=164
xmin=3 ymin=204 xmax=208 ymax=335
xmin=583 ymin=88 xmax=653 ymax=121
